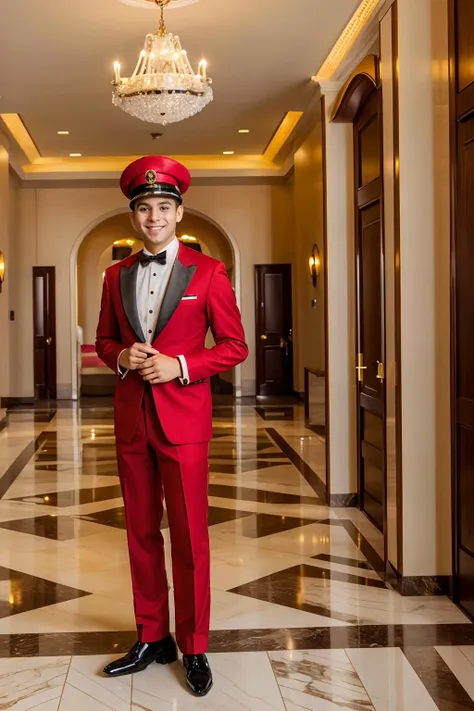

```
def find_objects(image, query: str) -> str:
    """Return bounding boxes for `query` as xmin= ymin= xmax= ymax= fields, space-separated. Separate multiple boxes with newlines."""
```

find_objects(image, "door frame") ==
xmin=332 ymin=55 xmax=388 ymax=558
xmin=354 ymin=89 xmax=387 ymax=537
xmin=254 ymin=264 xmax=294 ymax=397
xmin=32 ymin=266 xmax=57 ymax=400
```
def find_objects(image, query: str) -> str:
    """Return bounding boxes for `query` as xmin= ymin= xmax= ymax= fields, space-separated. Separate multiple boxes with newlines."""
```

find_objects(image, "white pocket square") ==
xmin=181 ymin=295 xmax=198 ymax=300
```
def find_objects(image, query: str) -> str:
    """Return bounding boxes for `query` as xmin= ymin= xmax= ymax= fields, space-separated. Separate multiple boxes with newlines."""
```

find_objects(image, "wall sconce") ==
xmin=0 ymin=251 xmax=4 ymax=294
xmin=309 ymin=244 xmax=321 ymax=288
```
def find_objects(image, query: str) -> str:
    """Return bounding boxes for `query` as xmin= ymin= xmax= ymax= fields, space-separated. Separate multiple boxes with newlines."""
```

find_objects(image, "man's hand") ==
xmin=139 ymin=354 xmax=182 ymax=384
xmin=119 ymin=343 xmax=158 ymax=371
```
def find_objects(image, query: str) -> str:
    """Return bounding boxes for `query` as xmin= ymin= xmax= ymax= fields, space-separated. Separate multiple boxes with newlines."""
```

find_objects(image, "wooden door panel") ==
xmin=33 ymin=267 xmax=57 ymax=400
xmin=452 ymin=0 xmax=474 ymax=617
xmin=360 ymin=202 xmax=383 ymax=397
xmin=255 ymin=265 xmax=293 ymax=396
xmin=355 ymin=87 xmax=386 ymax=535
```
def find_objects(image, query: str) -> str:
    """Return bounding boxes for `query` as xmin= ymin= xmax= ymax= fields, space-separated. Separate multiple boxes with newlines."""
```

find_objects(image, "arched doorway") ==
xmin=71 ymin=208 xmax=241 ymax=399
xmin=332 ymin=56 xmax=387 ymax=537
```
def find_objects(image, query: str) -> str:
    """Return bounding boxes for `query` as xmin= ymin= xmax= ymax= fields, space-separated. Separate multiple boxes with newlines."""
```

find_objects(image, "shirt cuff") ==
xmin=177 ymin=355 xmax=189 ymax=385
xmin=117 ymin=349 xmax=129 ymax=379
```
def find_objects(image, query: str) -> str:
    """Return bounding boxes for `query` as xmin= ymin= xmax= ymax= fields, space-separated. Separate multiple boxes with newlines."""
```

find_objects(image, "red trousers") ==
xmin=115 ymin=387 xmax=210 ymax=655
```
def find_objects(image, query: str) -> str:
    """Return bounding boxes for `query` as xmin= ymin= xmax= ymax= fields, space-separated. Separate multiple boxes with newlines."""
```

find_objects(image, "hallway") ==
xmin=0 ymin=401 xmax=473 ymax=710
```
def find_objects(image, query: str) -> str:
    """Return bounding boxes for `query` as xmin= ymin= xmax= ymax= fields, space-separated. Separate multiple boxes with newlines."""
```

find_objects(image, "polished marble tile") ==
xmin=0 ymin=565 xmax=90 ymax=619
xmin=0 ymin=515 xmax=101 ymax=541
xmin=15 ymin=484 xmax=123 ymax=507
xmin=269 ymin=649 xmax=375 ymax=710
xmin=207 ymin=483 xmax=319 ymax=505
xmin=436 ymin=646 xmax=474 ymax=701
xmin=347 ymin=647 xmax=440 ymax=710
xmin=0 ymin=655 xmax=69 ymax=710
xmin=312 ymin=553 xmax=373 ymax=571
xmin=131 ymin=651 xmax=286 ymax=710
xmin=59 ymin=655 xmax=131 ymax=710
xmin=235 ymin=513 xmax=320 ymax=538
xmin=230 ymin=564 xmax=467 ymax=626
xmin=407 ymin=646 xmax=474 ymax=709
xmin=209 ymin=460 xmax=289 ymax=475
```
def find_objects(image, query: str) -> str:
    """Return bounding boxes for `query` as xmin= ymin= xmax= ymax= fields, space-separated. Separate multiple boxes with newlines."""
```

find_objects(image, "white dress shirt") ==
xmin=117 ymin=237 xmax=189 ymax=383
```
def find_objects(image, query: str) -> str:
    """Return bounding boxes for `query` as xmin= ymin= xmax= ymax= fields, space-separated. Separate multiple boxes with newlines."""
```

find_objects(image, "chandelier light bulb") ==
xmin=111 ymin=0 xmax=213 ymax=125
xmin=198 ymin=59 xmax=207 ymax=80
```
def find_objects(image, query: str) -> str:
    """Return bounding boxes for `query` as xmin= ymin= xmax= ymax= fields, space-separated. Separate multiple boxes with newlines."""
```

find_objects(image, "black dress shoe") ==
xmin=103 ymin=636 xmax=177 ymax=677
xmin=182 ymin=654 xmax=213 ymax=696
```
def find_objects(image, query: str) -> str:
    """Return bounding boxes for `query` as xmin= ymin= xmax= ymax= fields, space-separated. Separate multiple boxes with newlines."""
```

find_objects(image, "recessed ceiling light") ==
xmin=223 ymin=151 xmax=235 ymax=155
xmin=69 ymin=153 xmax=82 ymax=157
xmin=238 ymin=129 xmax=250 ymax=133
xmin=57 ymin=131 xmax=70 ymax=135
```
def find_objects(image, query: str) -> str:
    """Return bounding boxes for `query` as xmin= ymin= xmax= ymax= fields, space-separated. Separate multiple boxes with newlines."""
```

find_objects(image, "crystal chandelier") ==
xmin=112 ymin=0 xmax=213 ymax=125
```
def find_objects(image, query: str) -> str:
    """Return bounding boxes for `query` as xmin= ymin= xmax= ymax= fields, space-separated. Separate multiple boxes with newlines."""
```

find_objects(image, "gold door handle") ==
xmin=376 ymin=360 xmax=385 ymax=381
xmin=46 ymin=337 xmax=52 ymax=345
xmin=280 ymin=337 xmax=289 ymax=357
xmin=260 ymin=334 xmax=268 ymax=340
xmin=356 ymin=353 xmax=367 ymax=382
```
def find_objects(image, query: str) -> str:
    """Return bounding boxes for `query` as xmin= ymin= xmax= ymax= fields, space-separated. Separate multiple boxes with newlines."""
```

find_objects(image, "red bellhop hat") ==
xmin=120 ymin=156 xmax=192 ymax=209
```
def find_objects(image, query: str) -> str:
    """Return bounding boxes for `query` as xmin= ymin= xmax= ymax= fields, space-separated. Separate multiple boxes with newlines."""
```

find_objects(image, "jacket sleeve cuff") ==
xmin=117 ymin=349 xmax=129 ymax=379
xmin=177 ymin=355 xmax=189 ymax=385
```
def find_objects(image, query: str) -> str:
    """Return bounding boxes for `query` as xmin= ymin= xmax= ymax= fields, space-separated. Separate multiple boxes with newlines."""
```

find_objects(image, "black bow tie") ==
xmin=138 ymin=251 xmax=167 ymax=266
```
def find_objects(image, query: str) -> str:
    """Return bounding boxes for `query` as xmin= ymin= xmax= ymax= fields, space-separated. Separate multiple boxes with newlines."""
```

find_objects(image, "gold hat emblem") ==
xmin=145 ymin=169 xmax=157 ymax=185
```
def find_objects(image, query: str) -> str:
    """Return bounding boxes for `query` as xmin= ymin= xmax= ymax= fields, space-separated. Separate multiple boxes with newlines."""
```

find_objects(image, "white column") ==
xmin=320 ymin=82 xmax=357 ymax=500
xmin=396 ymin=0 xmax=451 ymax=576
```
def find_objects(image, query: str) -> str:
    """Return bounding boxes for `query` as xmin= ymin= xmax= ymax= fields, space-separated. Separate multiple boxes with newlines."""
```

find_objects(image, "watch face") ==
xmin=145 ymin=169 xmax=157 ymax=185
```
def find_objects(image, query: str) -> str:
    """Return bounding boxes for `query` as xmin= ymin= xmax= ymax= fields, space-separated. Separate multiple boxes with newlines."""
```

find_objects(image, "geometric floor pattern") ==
xmin=0 ymin=400 xmax=472 ymax=709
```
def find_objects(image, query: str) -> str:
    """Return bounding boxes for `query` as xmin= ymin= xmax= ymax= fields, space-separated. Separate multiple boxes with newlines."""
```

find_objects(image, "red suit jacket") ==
xmin=96 ymin=242 xmax=248 ymax=444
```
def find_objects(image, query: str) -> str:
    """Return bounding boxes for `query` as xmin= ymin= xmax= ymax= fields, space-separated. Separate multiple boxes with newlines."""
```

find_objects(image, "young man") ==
xmin=96 ymin=156 xmax=248 ymax=696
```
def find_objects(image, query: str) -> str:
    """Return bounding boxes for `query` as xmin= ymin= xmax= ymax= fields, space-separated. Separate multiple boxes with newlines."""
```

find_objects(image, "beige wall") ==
xmin=77 ymin=215 xmax=142 ymax=345
xmin=9 ymin=183 xmax=281 ymax=398
xmin=397 ymin=0 xmax=451 ymax=576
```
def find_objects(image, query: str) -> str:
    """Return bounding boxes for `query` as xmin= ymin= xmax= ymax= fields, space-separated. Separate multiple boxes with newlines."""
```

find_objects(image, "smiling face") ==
xmin=130 ymin=196 xmax=184 ymax=253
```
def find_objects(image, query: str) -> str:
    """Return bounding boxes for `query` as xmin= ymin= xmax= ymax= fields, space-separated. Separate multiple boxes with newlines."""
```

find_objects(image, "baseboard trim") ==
xmin=1 ymin=397 xmax=35 ymax=408
xmin=386 ymin=562 xmax=450 ymax=596
xmin=327 ymin=493 xmax=358 ymax=508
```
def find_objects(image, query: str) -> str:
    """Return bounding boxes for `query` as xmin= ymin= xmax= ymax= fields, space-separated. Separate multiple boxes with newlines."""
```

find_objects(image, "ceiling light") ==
xmin=57 ymin=131 xmax=70 ymax=135
xmin=180 ymin=235 xmax=197 ymax=241
xmin=112 ymin=0 xmax=212 ymax=125
xmin=223 ymin=151 xmax=235 ymax=155
xmin=69 ymin=153 xmax=82 ymax=157
xmin=238 ymin=129 xmax=250 ymax=133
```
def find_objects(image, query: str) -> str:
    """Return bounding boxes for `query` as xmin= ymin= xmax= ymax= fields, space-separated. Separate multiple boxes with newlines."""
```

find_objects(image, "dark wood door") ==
xmin=255 ymin=265 xmax=293 ymax=396
xmin=451 ymin=0 xmax=474 ymax=618
xmin=354 ymin=89 xmax=386 ymax=532
xmin=33 ymin=267 xmax=57 ymax=400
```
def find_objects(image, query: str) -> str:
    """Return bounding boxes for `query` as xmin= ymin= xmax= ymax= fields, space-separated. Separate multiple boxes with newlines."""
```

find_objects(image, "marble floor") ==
xmin=0 ymin=399 xmax=473 ymax=710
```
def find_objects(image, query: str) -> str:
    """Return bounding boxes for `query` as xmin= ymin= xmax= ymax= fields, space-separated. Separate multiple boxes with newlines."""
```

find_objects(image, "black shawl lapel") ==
xmin=153 ymin=259 xmax=197 ymax=340
xmin=120 ymin=261 xmax=146 ymax=343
